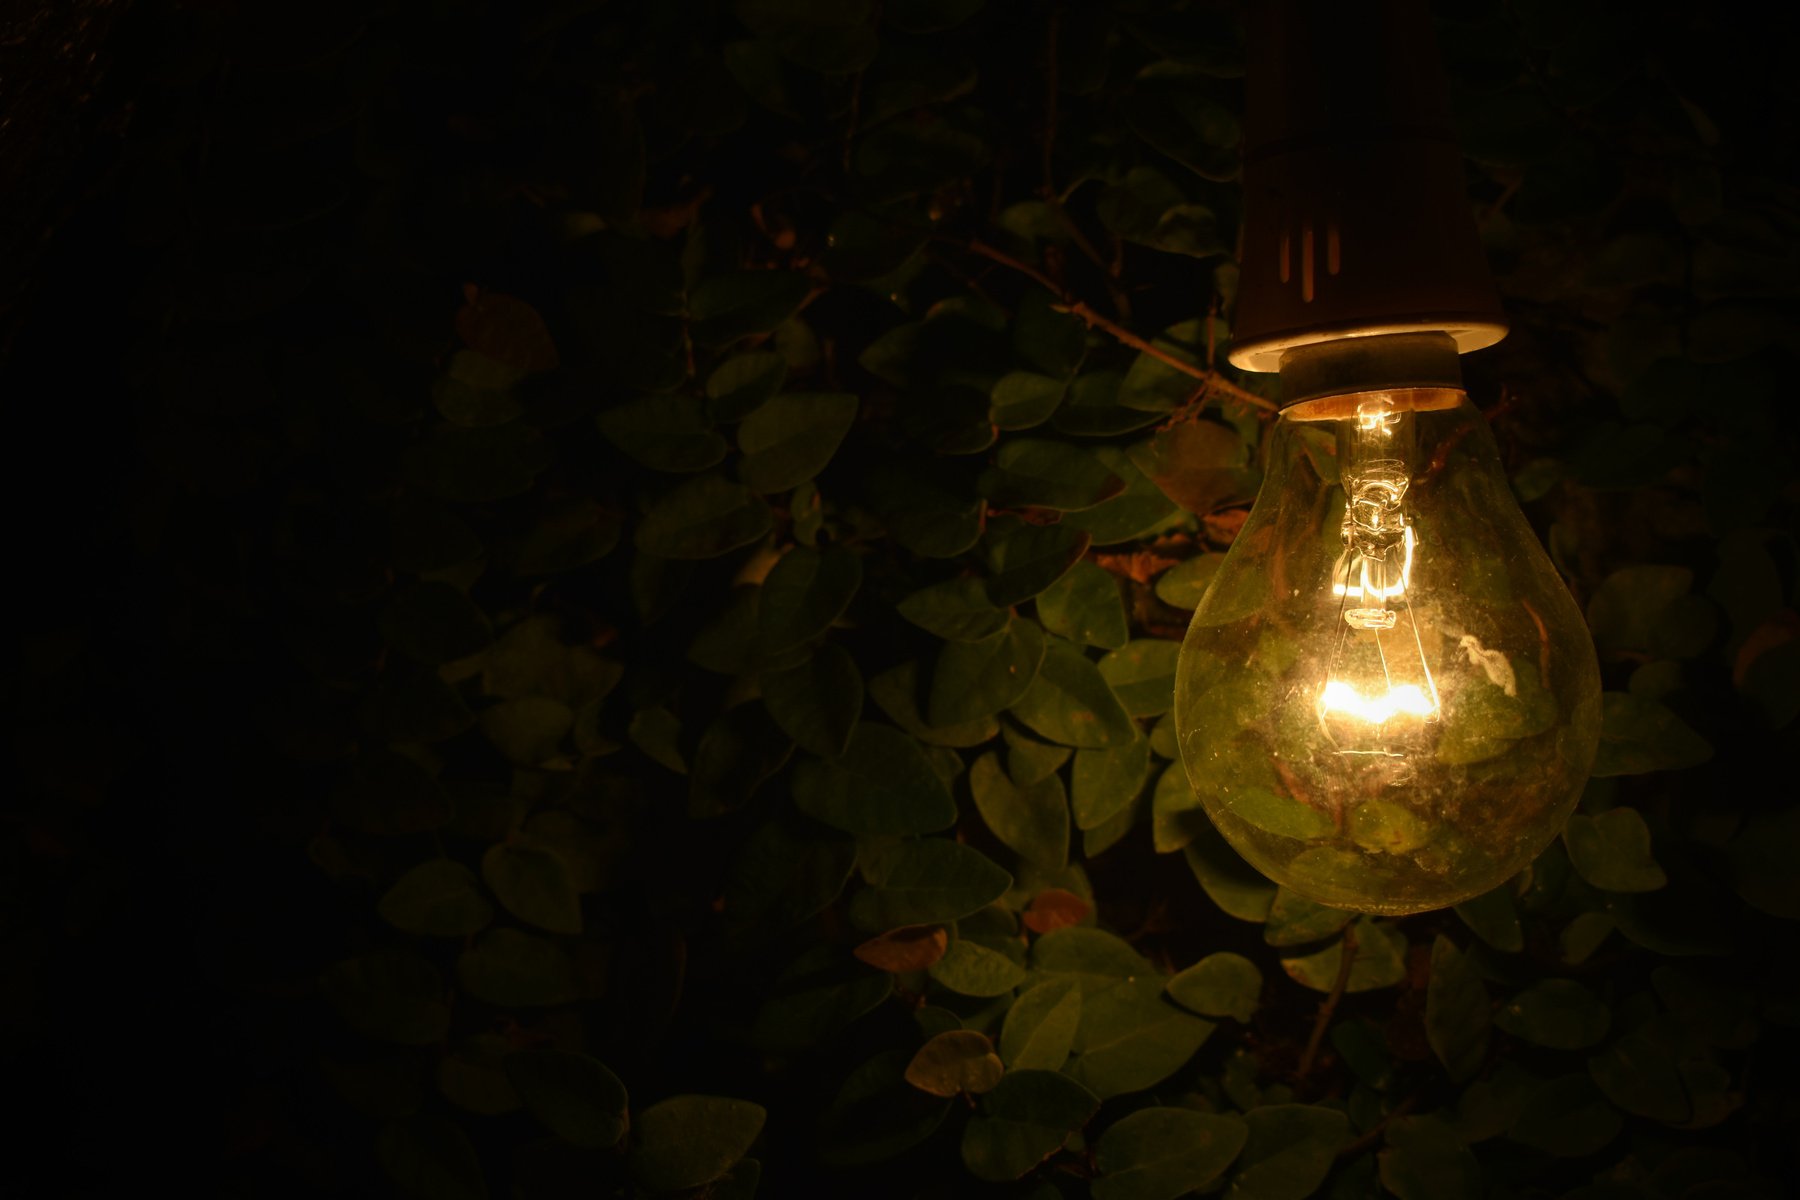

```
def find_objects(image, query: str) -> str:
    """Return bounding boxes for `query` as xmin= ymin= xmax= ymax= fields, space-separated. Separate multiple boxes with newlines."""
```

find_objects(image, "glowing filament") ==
xmin=1333 ymin=523 xmax=1417 ymax=602
xmin=1319 ymin=680 xmax=1437 ymax=725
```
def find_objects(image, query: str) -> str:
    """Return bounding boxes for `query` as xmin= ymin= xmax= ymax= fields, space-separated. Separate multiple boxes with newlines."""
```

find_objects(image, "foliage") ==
xmin=6 ymin=0 xmax=1796 ymax=1197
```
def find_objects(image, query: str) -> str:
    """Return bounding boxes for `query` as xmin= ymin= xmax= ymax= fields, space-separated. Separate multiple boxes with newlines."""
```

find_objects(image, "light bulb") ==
xmin=1174 ymin=361 xmax=1601 ymax=915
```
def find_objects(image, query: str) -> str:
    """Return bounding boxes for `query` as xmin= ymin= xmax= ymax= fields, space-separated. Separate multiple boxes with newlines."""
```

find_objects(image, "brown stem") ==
xmin=960 ymin=240 xmax=1278 ymax=412
xmin=1297 ymin=923 xmax=1358 ymax=1084
xmin=1337 ymin=1093 xmax=1418 ymax=1159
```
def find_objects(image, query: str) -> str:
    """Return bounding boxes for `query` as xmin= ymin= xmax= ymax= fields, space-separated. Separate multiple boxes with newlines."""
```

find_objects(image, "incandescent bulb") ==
xmin=1174 ymin=363 xmax=1601 ymax=915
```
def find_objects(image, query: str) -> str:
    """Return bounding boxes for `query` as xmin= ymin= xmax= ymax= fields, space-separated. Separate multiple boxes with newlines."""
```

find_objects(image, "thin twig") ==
xmin=1337 ymin=1094 xmax=1418 ymax=1159
xmin=1297 ymin=923 xmax=1358 ymax=1083
xmin=961 ymin=239 xmax=1278 ymax=412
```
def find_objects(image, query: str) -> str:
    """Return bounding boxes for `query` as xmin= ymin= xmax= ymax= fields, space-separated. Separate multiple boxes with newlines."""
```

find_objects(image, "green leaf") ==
xmin=1099 ymin=640 xmax=1181 ymax=717
xmin=1151 ymin=761 xmax=1208 ymax=853
xmin=990 ymin=371 xmax=1068 ymax=431
xmin=1495 ymin=979 xmax=1611 ymax=1049
xmin=848 ymin=838 xmax=1013 ymax=930
xmin=979 ymin=439 xmax=1123 ymax=511
xmin=869 ymin=461 xmax=986 ymax=557
xmin=738 ymin=392 xmax=858 ymax=493
xmin=511 ymin=498 xmax=622 ymax=576
xmin=1067 ymin=976 xmax=1215 ymax=1099
xmin=817 ymin=1049 xmax=953 ymax=1167
xmin=378 ymin=861 xmax=494 ymax=938
xmin=1727 ymin=804 xmax=1800 ymax=919
xmin=726 ymin=816 xmax=857 ymax=931
xmin=705 ymin=351 xmax=787 ymax=421
xmin=1005 ymin=726 xmax=1072 ymax=785
xmin=759 ymin=545 xmax=862 ymax=652
xmin=380 ymin=582 xmax=493 ymax=665
xmin=1128 ymin=418 xmax=1257 ymax=515
xmin=321 ymin=951 xmax=451 ymax=1045
xmin=1591 ymin=692 xmax=1713 ymax=776
xmin=377 ymin=1117 xmax=486 ymax=1200
xmin=983 ymin=519 xmax=1091 ymax=606
xmin=479 ymin=697 xmax=574 ymax=765
xmin=1036 ymin=561 xmax=1129 ymax=650
xmin=867 ymin=660 xmax=1002 ymax=748
xmin=504 ymin=1050 xmax=628 ymax=1150
xmin=628 ymin=704 xmax=686 ymax=773
xmin=1426 ymin=936 xmax=1490 ymax=1083
xmin=1054 ymin=369 xmax=1164 ymax=435
xmin=1586 ymin=1016 xmax=1707 ymax=1125
xmin=1378 ymin=1115 xmax=1482 ymax=1200
xmin=690 ymin=270 xmax=811 ymax=345
xmin=898 ymin=577 xmax=1009 ymax=641
xmin=969 ymin=751 xmax=1069 ymax=868
xmin=1167 ymin=952 xmax=1262 ymax=1022
xmin=1507 ymin=1073 xmax=1622 ymax=1157
xmin=1117 ymin=319 xmax=1215 ymax=413
xmin=1262 ymin=888 xmax=1352 ymax=946
xmin=1030 ymin=926 xmax=1155 ymax=994
xmin=1226 ymin=1104 xmax=1349 ymax=1200
xmin=904 ymin=1029 xmax=1005 ymax=1097
xmin=635 ymin=473 xmax=773 ymax=559
xmin=481 ymin=843 xmax=583 ymax=934
xmin=1185 ymin=829 xmax=1277 ymax=922
xmin=1232 ymin=785 xmax=1334 ymax=842
xmin=437 ymin=1035 xmax=520 ymax=1116
xmin=1155 ymin=553 xmax=1226 ymax=609
xmin=456 ymin=928 xmax=576 ymax=1008
xmin=761 ymin=643 xmax=863 ymax=757
xmin=1564 ymin=808 xmax=1668 ymax=892
xmin=929 ymin=932 xmax=1026 ymax=997
xmin=630 ymin=1095 xmax=767 ymax=1191
xmin=596 ymin=394 xmax=729 ymax=472
xmin=688 ymin=703 xmax=795 ymax=818
xmin=791 ymin=722 xmax=957 ymax=835
xmin=750 ymin=950 xmax=892 ymax=1052
xmin=1009 ymin=638 xmax=1138 ymax=748
xmin=1586 ymin=565 xmax=1702 ymax=657
xmin=1453 ymin=885 xmax=1523 ymax=953
xmin=481 ymin=615 xmax=623 ymax=705
xmin=930 ymin=617 xmax=1046 ymax=725
xmin=1281 ymin=919 xmax=1408 ymax=993
xmin=999 ymin=978 xmax=1082 ymax=1070
xmin=960 ymin=1069 xmax=1099 ymax=1183
xmin=1063 ymin=446 xmax=1183 ymax=544
xmin=1072 ymin=735 xmax=1150 ymax=830
xmin=1094 ymin=1107 xmax=1249 ymax=1200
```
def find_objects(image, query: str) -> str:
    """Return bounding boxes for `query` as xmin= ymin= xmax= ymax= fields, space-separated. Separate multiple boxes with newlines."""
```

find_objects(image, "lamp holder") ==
xmin=1227 ymin=0 xmax=1509 ymax=387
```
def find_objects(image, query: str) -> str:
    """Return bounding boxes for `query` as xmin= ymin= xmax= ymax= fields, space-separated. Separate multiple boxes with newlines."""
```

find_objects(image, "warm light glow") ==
xmin=1318 ymin=680 xmax=1437 ymax=725
xmin=1333 ymin=523 xmax=1417 ymax=601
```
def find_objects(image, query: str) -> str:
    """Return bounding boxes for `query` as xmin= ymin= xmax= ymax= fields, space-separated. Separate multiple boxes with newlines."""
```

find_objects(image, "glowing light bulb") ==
xmin=1174 ymin=381 xmax=1601 ymax=914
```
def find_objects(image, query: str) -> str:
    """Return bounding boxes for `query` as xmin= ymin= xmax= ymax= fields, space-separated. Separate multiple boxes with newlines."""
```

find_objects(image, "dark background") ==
xmin=3 ymin=1 xmax=1796 ymax=1197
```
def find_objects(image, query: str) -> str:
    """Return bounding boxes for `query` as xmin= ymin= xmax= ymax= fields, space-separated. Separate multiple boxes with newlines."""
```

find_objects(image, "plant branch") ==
xmin=1337 ymin=1093 xmax=1417 ymax=1159
xmin=1297 ymin=922 xmax=1358 ymax=1083
xmin=960 ymin=238 xmax=1278 ymax=413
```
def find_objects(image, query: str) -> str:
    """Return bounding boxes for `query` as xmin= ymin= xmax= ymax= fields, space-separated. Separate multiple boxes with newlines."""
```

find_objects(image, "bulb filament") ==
xmin=1319 ymin=398 xmax=1442 ymax=742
